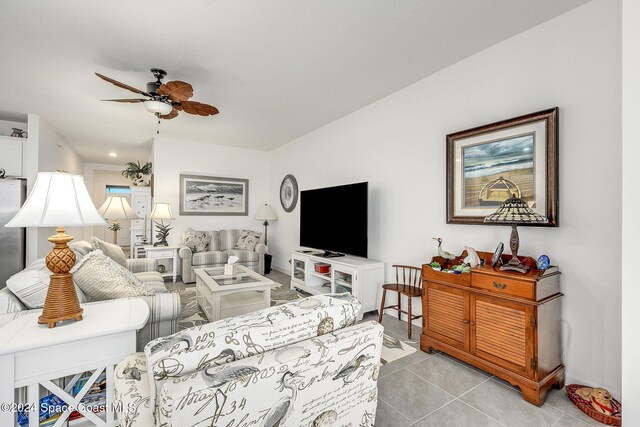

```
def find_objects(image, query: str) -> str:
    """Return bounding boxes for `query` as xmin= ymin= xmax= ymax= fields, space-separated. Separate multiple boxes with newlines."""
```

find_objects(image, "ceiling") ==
xmin=0 ymin=0 xmax=589 ymax=164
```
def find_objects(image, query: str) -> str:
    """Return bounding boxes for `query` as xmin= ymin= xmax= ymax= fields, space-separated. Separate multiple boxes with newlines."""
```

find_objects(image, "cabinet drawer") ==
xmin=147 ymin=249 xmax=174 ymax=258
xmin=472 ymin=274 xmax=534 ymax=300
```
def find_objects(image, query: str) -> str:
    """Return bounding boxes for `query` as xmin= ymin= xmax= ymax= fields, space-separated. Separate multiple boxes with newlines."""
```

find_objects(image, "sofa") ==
xmin=179 ymin=229 xmax=268 ymax=283
xmin=113 ymin=293 xmax=383 ymax=426
xmin=0 ymin=240 xmax=182 ymax=352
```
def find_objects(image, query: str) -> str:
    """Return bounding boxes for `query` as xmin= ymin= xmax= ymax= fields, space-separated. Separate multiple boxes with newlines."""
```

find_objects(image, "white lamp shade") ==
xmin=97 ymin=196 xmax=139 ymax=220
xmin=6 ymin=172 xmax=106 ymax=227
xmin=143 ymin=100 xmax=173 ymax=115
xmin=149 ymin=203 xmax=175 ymax=220
xmin=255 ymin=204 xmax=277 ymax=221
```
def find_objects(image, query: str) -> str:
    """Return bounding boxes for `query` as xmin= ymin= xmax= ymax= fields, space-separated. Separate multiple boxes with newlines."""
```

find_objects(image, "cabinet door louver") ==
xmin=471 ymin=296 xmax=532 ymax=376
xmin=426 ymin=284 xmax=467 ymax=350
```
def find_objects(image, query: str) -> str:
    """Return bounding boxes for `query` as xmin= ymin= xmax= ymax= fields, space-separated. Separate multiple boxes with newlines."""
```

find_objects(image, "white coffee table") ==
xmin=195 ymin=265 xmax=273 ymax=321
xmin=0 ymin=299 xmax=149 ymax=427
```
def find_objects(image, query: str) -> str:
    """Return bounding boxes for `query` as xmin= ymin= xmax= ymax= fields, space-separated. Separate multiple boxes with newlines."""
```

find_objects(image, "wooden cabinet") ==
xmin=421 ymin=252 xmax=564 ymax=406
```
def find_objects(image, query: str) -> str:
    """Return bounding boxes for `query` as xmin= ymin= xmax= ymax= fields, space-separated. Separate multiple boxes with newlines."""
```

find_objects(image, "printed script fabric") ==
xmin=113 ymin=300 xmax=382 ymax=426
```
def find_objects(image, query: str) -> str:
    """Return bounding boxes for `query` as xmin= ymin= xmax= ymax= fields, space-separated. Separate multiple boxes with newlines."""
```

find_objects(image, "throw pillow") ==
xmin=91 ymin=237 xmax=127 ymax=267
xmin=183 ymin=228 xmax=211 ymax=253
xmin=234 ymin=230 xmax=262 ymax=251
xmin=71 ymin=250 xmax=155 ymax=301
xmin=0 ymin=287 xmax=26 ymax=314
xmin=70 ymin=240 xmax=94 ymax=257
xmin=6 ymin=257 xmax=89 ymax=309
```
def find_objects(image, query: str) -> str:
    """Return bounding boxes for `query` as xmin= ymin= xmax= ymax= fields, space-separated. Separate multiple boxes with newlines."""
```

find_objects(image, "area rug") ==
xmin=380 ymin=334 xmax=417 ymax=364
xmin=176 ymin=286 xmax=418 ymax=366
xmin=176 ymin=282 xmax=305 ymax=330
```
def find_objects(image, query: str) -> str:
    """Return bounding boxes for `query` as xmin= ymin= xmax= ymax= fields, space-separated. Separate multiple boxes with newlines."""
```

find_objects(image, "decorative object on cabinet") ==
xmin=421 ymin=250 xmax=563 ymax=406
xmin=279 ymin=174 xmax=298 ymax=212
xmin=149 ymin=202 xmax=175 ymax=246
xmin=121 ymin=161 xmax=152 ymax=186
xmin=492 ymin=242 xmax=504 ymax=267
xmin=429 ymin=261 xmax=441 ymax=271
xmin=463 ymin=246 xmax=481 ymax=268
xmin=537 ymin=255 xmax=551 ymax=271
xmin=484 ymin=195 xmax=548 ymax=273
xmin=10 ymin=128 xmax=27 ymax=138
xmin=566 ymin=384 xmax=621 ymax=426
xmin=290 ymin=250 xmax=384 ymax=317
xmin=447 ymin=107 xmax=558 ymax=226
xmin=378 ymin=265 xmax=423 ymax=338
xmin=97 ymin=195 xmax=139 ymax=244
xmin=433 ymin=237 xmax=456 ymax=260
xmin=179 ymin=174 xmax=248 ymax=215
xmin=5 ymin=172 xmax=106 ymax=327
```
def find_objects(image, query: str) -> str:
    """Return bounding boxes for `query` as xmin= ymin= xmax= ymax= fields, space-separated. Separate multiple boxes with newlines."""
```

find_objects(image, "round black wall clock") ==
xmin=280 ymin=174 xmax=298 ymax=212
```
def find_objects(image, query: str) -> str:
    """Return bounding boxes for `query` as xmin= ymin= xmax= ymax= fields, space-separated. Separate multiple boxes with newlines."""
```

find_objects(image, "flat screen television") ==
xmin=300 ymin=182 xmax=368 ymax=258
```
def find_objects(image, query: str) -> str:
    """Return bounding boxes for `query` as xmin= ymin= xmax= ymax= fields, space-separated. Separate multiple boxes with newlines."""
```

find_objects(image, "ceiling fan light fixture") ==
xmin=143 ymin=100 xmax=173 ymax=115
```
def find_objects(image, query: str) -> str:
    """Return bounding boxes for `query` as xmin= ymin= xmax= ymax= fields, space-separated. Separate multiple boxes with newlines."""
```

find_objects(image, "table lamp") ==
xmin=5 ymin=172 xmax=106 ymax=327
xmin=255 ymin=204 xmax=277 ymax=245
xmin=484 ymin=194 xmax=548 ymax=273
xmin=97 ymin=196 xmax=139 ymax=244
xmin=149 ymin=202 xmax=174 ymax=246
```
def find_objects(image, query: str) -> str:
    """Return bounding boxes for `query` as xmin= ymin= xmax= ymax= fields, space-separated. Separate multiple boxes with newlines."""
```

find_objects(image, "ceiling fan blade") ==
xmin=100 ymin=98 xmax=146 ymax=103
xmin=159 ymin=109 xmax=179 ymax=120
xmin=157 ymin=80 xmax=194 ymax=102
xmin=178 ymin=100 xmax=219 ymax=116
xmin=95 ymin=72 xmax=151 ymax=97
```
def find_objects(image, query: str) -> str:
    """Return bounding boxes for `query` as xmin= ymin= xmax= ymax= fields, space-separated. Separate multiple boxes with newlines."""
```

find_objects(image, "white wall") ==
xmin=24 ymin=115 xmax=85 ymax=262
xmin=622 ymin=0 xmax=639 ymax=421
xmin=268 ymin=0 xmax=621 ymax=395
xmin=152 ymin=136 xmax=269 ymax=245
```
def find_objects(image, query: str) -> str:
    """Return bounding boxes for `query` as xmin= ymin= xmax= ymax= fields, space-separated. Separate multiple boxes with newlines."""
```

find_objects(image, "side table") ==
xmin=0 ymin=299 xmax=150 ymax=426
xmin=144 ymin=245 xmax=179 ymax=282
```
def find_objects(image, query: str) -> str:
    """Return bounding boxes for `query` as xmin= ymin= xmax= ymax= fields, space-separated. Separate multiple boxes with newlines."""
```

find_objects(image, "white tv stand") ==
xmin=290 ymin=250 xmax=384 ymax=314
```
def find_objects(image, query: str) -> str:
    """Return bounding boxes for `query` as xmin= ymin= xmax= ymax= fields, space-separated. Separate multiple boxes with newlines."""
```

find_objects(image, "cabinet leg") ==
xmin=407 ymin=297 xmax=412 ymax=339
xmin=378 ymin=289 xmax=387 ymax=323
xmin=521 ymin=385 xmax=546 ymax=406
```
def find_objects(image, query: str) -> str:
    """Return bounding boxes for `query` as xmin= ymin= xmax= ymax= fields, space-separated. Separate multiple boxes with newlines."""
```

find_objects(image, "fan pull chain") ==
xmin=156 ymin=113 xmax=161 ymax=134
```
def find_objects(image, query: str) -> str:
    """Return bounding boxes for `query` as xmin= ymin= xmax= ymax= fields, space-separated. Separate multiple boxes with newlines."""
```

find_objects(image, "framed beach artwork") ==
xmin=179 ymin=174 xmax=249 ymax=215
xmin=446 ymin=107 xmax=558 ymax=226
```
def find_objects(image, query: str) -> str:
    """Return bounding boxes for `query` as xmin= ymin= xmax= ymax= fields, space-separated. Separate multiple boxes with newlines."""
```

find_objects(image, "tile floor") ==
xmin=173 ymin=269 xmax=597 ymax=426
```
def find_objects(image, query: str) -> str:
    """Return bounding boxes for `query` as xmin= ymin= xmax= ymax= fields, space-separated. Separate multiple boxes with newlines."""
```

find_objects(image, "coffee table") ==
xmin=194 ymin=265 xmax=273 ymax=321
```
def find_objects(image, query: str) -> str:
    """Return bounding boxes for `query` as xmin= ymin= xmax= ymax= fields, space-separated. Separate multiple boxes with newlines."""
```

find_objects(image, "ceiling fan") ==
xmin=95 ymin=68 xmax=219 ymax=121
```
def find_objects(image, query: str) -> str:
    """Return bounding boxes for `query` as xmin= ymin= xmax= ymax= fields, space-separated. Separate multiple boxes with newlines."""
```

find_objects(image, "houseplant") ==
xmin=122 ymin=161 xmax=152 ymax=186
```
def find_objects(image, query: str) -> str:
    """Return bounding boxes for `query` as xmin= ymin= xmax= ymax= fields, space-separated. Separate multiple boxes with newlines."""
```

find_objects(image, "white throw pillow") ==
xmin=0 ymin=287 xmax=26 ymax=314
xmin=72 ymin=250 xmax=155 ymax=301
xmin=234 ymin=230 xmax=262 ymax=251
xmin=6 ymin=257 xmax=89 ymax=309
xmin=91 ymin=237 xmax=127 ymax=267
xmin=183 ymin=228 xmax=211 ymax=253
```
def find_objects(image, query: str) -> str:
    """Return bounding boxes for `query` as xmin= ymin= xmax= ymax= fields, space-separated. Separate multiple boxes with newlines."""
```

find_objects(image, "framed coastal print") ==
xmin=179 ymin=174 xmax=249 ymax=216
xmin=446 ymin=107 xmax=558 ymax=226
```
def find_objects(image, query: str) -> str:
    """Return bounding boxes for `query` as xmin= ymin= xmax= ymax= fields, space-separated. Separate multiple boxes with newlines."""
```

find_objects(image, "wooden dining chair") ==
xmin=378 ymin=265 xmax=423 ymax=338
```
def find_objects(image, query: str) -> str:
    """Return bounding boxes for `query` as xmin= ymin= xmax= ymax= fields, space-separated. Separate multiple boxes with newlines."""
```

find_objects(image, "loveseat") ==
xmin=179 ymin=229 xmax=268 ymax=283
xmin=0 ymin=239 xmax=181 ymax=351
xmin=113 ymin=293 xmax=383 ymax=426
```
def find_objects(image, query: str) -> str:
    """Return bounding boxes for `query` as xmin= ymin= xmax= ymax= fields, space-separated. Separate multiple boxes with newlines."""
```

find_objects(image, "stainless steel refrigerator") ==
xmin=0 ymin=179 xmax=26 ymax=288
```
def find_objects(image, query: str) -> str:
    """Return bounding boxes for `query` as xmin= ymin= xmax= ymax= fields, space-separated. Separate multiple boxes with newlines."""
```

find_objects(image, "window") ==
xmin=106 ymin=185 xmax=131 ymax=195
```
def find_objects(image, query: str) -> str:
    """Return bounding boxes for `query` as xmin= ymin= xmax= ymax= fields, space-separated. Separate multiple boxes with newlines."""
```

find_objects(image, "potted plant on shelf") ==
xmin=122 ymin=161 xmax=152 ymax=186
xmin=430 ymin=261 xmax=441 ymax=271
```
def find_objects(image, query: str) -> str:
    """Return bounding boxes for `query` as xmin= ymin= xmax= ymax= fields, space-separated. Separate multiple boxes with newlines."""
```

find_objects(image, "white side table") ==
xmin=0 ymin=299 xmax=149 ymax=427
xmin=144 ymin=245 xmax=179 ymax=283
